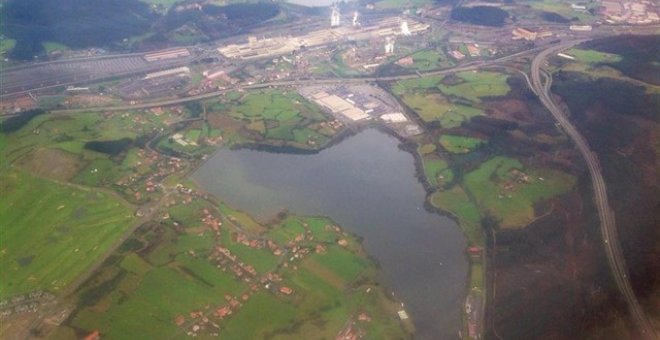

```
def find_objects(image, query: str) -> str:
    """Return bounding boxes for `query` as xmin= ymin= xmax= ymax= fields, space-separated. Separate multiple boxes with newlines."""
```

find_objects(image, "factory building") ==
xmin=217 ymin=17 xmax=429 ymax=60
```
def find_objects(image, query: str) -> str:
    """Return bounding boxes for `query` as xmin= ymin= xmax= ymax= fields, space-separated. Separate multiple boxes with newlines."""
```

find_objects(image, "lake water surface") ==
xmin=193 ymin=129 xmax=468 ymax=339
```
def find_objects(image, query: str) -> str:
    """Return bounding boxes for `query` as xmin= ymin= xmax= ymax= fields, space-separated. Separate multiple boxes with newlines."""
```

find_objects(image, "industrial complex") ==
xmin=299 ymin=84 xmax=421 ymax=137
xmin=218 ymin=16 xmax=429 ymax=60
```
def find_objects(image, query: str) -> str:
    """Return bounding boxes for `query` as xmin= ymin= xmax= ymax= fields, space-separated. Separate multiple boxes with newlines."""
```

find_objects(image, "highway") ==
xmin=529 ymin=43 xmax=659 ymax=340
xmin=48 ymin=45 xmax=546 ymax=115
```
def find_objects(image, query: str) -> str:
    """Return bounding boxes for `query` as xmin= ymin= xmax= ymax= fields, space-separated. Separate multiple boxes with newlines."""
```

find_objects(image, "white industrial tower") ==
xmin=384 ymin=36 xmax=395 ymax=54
xmin=400 ymin=20 xmax=411 ymax=36
xmin=352 ymin=11 xmax=360 ymax=26
xmin=331 ymin=5 xmax=341 ymax=27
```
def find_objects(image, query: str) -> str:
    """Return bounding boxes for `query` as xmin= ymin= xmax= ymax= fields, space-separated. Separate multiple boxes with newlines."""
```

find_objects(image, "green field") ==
xmin=228 ymin=91 xmax=310 ymax=122
xmin=67 ymin=196 xmax=407 ymax=339
xmin=0 ymin=39 xmax=16 ymax=54
xmin=72 ymin=213 xmax=248 ymax=338
xmin=439 ymin=134 xmax=485 ymax=153
xmin=184 ymin=129 xmax=201 ymax=143
xmin=218 ymin=202 xmax=266 ymax=234
xmin=309 ymin=245 xmax=371 ymax=285
xmin=1 ymin=112 xmax=146 ymax=166
xmin=422 ymin=157 xmax=453 ymax=187
xmin=397 ymin=92 xmax=483 ymax=127
xmin=221 ymin=230 xmax=280 ymax=274
xmin=438 ymin=71 xmax=511 ymax=102
xmin=565 ymin=48 xmax=623 ymax=64
xmin=430 ymin=186 xmax=483 ymax=245
xmin=211 ymin=90 xmax=333 ymax=148
xmin=528 ymin=0 xmax=596 ymax=22
xmin=0 ymin=108 xmax=199 ymax=301
xmin=418 ymin=143 xmax=436 ymax=155
xmin=392 ymin=76 xmax=443 ymax=95
xmin=167 ymin=198 xmax=217 ymax=227
xmin=73 ymin=264 xmax=247 ymax=339
xmin=470 ymin=261 xmax=484 ymax=290
xmin=220 ymin=290 xmax=301 ymax=339
xmin=399 ymin=50 xmax=453 ymax=72
xmin=42 ymin=41 xmax=68 ymax=53
xmin=463 ymin=156 xmax=576 ymax=228
xmin=302 ymin=217 xmax=342 ymax=243
xmin=392 ymin=73 xmax=499 ymax=127
xmin=398 ymin=92 xmax=453 ymax=122
xmin=73 ymin=158 xmax=126 ymax=187
xmin=409 ymin=51 xmax=442 ymax=70
xmin=392 ymin=71 xmax=511 ymax=103
xmin=0 ymin=170 xmax=135 ymax=298
xmin=439 ymin=105 xmax=484 ymax=128
xmin=266 ymin=218 xmax=307 ymax=245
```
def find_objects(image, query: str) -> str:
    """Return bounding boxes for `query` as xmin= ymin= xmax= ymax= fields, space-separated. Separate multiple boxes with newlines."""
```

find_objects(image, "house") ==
xmin=215 ymin=306 xmax=232 ymax=318
xmin=279 ymin=286 xmax=294 ymax=295
xmin=83 ymin=331 xmax=101 ymax=340
xmin=449 ymin=50 xmax=466 ymax=60
xmin=396 ymin=56 xmax=414 ymax=66
xmin=466 ymin=44 xmax=480 ymax=57
xmin=512 ymin=27 xmax=537 ymax=41
xmin=467 ymin=246 xmax=483 ymax=256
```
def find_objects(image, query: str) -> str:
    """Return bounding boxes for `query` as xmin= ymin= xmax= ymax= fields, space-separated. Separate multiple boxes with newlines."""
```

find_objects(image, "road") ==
xmin=47 ymin=45 xmax=546 ymax=115
xmin=15 ymin=187 xmax=177 ymax=340
xmin=529 ymin=42 xmax=659 ymax=340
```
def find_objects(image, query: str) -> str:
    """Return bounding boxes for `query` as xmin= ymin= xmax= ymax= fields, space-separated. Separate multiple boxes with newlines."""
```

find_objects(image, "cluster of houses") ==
xmin=601 ymin=0 xmax=659 ymax=24
xmin=317 ymin=119 xmax=345 ymax=132
xmin=170 ymin=205 xmax=361 ymax=337
xmin=175 ymin=243 xmax=295 ymax=337
xmin=512 ymin=27 xmax=553 ymax=42
xmin=0 ymin=291 xmax=55 ymax=319
xmin=336 ymin=312 xmax=373 ymax=340
xmin=111 ymin=147 xmax=186 ymax=203
xmin=497 ymin=168 xmax=533 ymax=199
xmin=449 ymin=43 xmax=482 ymax=61
xmin=201 ymin=208 xmax=222 ymax=235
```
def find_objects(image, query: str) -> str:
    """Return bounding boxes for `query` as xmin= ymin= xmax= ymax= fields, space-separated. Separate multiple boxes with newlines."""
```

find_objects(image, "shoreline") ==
xmin=189 ymin=122 xmax=476 ymax=338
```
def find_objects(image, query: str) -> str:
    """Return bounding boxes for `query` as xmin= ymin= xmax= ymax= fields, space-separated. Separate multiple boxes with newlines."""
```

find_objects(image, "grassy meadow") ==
xmin=392 ymin=70 xmax=510 ymax=127
xmin=0 ymin=170 xmax=134 ymax=298
xmin=204 ymin=90 xmax=336 ymax=149
xmin=439 ymin=134 xmax=485 ymax=154
xmin=463 ymin=156 xmax=576 ymax=228
xmin=68 ymin=198 xmax=407 ymax=339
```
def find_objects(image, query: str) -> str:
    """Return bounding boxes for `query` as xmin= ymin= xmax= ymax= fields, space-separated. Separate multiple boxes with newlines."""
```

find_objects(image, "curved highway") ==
xmin=530 ymin=43 xmax=659 ymax=340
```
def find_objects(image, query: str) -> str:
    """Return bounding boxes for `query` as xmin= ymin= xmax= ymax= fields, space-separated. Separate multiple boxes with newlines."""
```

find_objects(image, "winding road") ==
xmin=529 ymin=43 xmax=659 ymax=340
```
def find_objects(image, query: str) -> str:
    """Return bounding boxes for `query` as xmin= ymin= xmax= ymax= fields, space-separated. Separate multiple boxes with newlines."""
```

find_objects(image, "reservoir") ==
xmin=193 ymin=129 xmax=468 ymax=339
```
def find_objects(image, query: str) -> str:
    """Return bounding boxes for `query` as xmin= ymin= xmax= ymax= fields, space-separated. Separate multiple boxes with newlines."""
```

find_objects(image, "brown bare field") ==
xmin=207 ymin=113 xmax=242 ymax=131
xmin=16 ymin=148 xmax=86 ymax=181
xmin=484 ymin=99 xmax=533 ymax=123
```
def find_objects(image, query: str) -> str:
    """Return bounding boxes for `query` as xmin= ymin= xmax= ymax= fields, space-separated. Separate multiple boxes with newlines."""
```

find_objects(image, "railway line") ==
xmin=48 ymin=44 xmax=545 ymax=115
